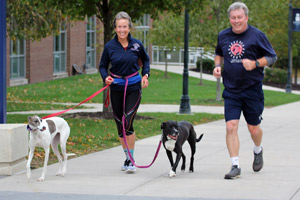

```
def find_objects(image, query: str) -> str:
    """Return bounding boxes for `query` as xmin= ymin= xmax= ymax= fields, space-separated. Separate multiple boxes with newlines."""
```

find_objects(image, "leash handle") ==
xmin=105 ymin=87 xmax=110 ymax=108
xmin=42 ymin=85 xmax=109 ymax=119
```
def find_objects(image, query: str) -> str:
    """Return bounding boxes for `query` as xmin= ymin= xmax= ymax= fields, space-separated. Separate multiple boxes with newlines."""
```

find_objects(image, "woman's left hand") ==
xmin=142 ymin=75 xmax=149 ymax=88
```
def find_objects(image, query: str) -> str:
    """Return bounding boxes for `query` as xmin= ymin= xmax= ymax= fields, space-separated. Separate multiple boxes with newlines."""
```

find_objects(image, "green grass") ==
xmin=7 ymin=69 xmax=300 ymax=111
xmin=6 ymin=69 xmax=300 ymax=167
xmin=7 ymin=102 xmax=87 ymax=112
xmin=8 ymin=112 xmax=223 ymax=167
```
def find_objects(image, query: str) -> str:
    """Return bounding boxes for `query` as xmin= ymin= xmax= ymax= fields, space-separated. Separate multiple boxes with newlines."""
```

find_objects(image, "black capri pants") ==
xmin=110 ymin=89 xmax=141 ymax=137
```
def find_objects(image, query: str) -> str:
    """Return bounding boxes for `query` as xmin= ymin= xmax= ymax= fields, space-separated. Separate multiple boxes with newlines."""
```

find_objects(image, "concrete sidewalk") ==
xmin=2 ymin=64 xmax=300 ymax=199
xmin=1 ymin=100 xmax=300 ymax=200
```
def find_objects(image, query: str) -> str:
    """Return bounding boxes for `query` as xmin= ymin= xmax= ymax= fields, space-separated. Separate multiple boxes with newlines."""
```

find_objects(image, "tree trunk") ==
xmin=164 ymin=50 xmax=168 ymax=78
xmin=101 ymin=4 xmax=113 ymax=114
xmin=199 ymin=51 xmax=203 ymax=85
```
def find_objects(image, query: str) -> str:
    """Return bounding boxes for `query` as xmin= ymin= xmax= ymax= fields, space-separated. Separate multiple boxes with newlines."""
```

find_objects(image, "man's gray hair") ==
xmin=114 ymin=11 xmax=132 ymax=28
xmin=227 ymin=2 xmax=249 ymax=18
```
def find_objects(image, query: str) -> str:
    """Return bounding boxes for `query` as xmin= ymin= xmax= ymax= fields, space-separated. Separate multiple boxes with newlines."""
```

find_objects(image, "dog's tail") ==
xmin=196 ymin=134 xmax=204 ymax=142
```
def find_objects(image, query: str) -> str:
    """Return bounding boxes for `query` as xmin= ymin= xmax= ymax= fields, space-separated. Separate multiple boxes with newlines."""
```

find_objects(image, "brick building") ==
xmin=6 ymin=17 xmax=103 ymax=87
xmin=6 ymin=14 xmax=151 ymax=88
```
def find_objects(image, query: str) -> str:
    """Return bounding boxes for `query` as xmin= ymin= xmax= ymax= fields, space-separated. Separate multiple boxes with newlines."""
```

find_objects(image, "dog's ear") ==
xmin=28 ymin=116 xmax=32 ymax=121
xmin=161 ymin=122 xmax=166 ymax=129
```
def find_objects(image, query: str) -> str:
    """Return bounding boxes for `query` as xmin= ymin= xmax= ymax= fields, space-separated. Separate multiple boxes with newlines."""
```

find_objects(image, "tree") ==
xmin=7 ymin=0 xmax=64 ymax=41
xmin=149 ymin=13 xmax=185 ymax=78
xmin=50 ymin=0 xmax=188 ymax=112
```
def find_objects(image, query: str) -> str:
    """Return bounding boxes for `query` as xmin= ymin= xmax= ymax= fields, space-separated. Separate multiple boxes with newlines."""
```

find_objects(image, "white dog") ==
xmin=26 ymin=115 xmax=73 ymax=181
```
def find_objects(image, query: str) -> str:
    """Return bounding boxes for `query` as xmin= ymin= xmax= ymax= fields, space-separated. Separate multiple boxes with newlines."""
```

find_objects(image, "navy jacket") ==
xmin=99 ymin=33 xmax=150 ymax=91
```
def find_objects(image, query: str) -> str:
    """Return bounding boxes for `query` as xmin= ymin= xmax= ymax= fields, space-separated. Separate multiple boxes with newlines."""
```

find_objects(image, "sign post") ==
xmin=0 ymin=0 xmax=7 ymax=123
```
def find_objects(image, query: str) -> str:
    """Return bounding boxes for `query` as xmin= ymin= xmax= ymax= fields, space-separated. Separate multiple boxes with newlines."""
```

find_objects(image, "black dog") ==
xmin=161 ymin=120 xmax=203 ymax=177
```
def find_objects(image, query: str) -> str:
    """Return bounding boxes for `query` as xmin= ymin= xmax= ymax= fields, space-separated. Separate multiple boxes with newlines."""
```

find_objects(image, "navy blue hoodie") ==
xmin=99 ymin=33 xmax=150 ymax=91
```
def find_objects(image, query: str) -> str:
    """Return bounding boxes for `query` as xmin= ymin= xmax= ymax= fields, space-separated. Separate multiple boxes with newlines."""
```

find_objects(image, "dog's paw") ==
xmin=26 ymin=171 xmax=31 ymax=179
xmin=168 ymin=170 xmax=176 ymax=178
xmin=37 ymin=176 xmax=45 ymax=182
xmin=56 ymin=172 xmax=65 ymax=177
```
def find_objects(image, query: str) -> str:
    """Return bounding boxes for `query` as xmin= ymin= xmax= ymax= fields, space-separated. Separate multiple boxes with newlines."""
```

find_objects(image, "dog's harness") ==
xmin=112 ymin=71 xmax=162 ymax=168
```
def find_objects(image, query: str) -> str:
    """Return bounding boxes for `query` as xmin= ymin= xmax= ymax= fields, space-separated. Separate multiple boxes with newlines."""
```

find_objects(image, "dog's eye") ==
xmin=34 ymin=120 xmax=39 ymax=123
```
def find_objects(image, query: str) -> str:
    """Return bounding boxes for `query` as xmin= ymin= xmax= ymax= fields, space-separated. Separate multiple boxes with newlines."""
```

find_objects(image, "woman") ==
xmin=99 ymin=11 xmax=150 ymax=173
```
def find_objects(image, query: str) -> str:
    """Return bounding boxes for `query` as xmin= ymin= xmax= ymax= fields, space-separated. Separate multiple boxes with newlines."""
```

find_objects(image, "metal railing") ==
xmin=151 ymin=45 xmax=214 ymax=66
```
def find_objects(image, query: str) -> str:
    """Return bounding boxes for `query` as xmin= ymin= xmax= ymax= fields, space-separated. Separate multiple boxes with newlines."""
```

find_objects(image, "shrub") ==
xmin=196 ymin=58 xmax=214 ymax=73
xmin=264 ymin=67 xmax=287 ymax=84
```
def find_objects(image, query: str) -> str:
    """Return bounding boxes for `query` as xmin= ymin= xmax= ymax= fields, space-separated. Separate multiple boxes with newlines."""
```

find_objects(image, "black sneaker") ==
xmin=224 ymin=165 xmax=241 ymax=179
xmin=253 ymin=148 xmax=263 ymax=172
xmin=121 ymin=159 xmax=130 ymax=171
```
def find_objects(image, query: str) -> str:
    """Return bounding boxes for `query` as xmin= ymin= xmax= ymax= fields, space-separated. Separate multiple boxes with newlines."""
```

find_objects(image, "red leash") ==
xmin=42 ymin=85 xmax=109 ymax=119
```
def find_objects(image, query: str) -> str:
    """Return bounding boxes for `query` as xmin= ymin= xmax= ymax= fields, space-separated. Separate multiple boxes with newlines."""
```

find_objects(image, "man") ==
xmin=213 ymin=2 xmax=277 ymax=179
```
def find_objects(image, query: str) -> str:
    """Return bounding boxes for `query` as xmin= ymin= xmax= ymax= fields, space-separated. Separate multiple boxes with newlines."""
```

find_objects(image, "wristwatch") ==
xmin=255 ymin=60 xmax=260 ymax=68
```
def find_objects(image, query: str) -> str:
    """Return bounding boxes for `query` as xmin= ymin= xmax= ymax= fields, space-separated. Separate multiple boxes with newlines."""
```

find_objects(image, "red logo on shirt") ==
xmin=228 ymin=41 xmax=245 ymax=60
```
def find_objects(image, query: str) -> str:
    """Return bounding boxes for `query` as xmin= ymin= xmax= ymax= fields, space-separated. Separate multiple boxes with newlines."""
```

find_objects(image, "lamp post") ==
xmin=286 ymin=0 xmax=292 ymax=93
xmin=179 ymin=2 xmax=191 ymax=114
xmin=0 ymin=0 xmax=7 ymax=123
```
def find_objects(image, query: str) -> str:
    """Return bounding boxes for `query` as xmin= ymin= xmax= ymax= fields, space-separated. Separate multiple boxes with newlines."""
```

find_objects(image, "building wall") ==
xmin=6 ymin=18 xmax=103 ymax=87
xmin=28 ymin=36 xmax=54 ymax=84
xmin=69 ymin=21 xmax=87 ymax=71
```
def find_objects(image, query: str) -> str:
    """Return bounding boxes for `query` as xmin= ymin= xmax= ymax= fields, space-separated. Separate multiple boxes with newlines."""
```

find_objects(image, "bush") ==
xmin=264 ymin=67 xmax=287 ymax=84
xmin=196 ymin=59 xmax=214 ymax=73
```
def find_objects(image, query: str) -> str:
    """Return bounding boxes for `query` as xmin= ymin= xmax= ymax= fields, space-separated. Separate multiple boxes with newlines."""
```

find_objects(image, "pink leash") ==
xmin=111 ymin=72 xmax=162 ymax=168
xmin=42 ymin=85 xmax=109 ymax=119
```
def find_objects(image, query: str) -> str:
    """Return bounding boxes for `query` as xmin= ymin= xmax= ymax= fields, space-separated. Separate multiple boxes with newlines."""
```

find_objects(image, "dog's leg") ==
xmin=169 ymin=152 xmax=183 ymax=178
xmin=26 ymin=145 xmax=35 ymax=180
xmin=166 ymin=150 xmax=174 ymax=167
xmin=166 ymin=150 xmax=176 ymax=177
xmin=60 ymin=141 xmax=67 ymax=176
xmin=51 ymin=133 xmax=63 ymax=176
xmin=38 ymin=147 xmax=50 ymax=181
xmin=60 ymin=125 xmax=70 ymax=176
xmin=188 ymin=138 xmax=196 ymax=173
xmin=181 ymin=153 xmax=186 ymax=172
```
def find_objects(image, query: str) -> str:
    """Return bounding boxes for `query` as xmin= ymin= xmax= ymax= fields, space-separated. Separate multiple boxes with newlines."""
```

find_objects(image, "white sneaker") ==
xmin=126 ymin=160 xmax=136 ymax=173
xmin=121 ymin=159 xmax=130 ymax=171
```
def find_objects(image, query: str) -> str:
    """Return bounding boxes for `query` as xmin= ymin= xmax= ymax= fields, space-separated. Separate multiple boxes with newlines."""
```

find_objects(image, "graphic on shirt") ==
xmin=228 ymin=40 xmax=245 ymax=63
xmin=131 ymin=43 xmax=140 ymax=52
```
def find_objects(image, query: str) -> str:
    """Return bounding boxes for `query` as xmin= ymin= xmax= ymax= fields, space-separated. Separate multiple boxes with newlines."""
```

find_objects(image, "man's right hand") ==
xmin=213 ymin=66 xmax=222 ymax=78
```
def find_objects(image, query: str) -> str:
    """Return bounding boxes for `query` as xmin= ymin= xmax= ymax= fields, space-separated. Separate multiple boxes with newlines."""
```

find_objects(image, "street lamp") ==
xmin=179 ymin=3 xmax=191 ymax=114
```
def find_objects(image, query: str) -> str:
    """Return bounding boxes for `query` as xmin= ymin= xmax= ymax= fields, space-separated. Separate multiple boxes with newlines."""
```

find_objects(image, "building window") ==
xmin=86 ymin=16 xmax=96 ymax=69
xmin=134 ymin=14 xmax=150 ymax=53
xmin=53 ymin=24 xmax=66 ymax=73
xmin=10 ymin=39 xmax=25 ymax=79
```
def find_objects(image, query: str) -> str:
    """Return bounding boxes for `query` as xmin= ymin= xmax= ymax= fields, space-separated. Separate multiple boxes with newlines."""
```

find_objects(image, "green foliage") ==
xmin=264 ymin=67 xmax=287 ymax=84
xmin=196 ymin=59 xmax=214 ymax=73
xmin=149 ymin=13 xmax=184 ymax=50
xmin=7 ymin=0 xmax=64 ymax=40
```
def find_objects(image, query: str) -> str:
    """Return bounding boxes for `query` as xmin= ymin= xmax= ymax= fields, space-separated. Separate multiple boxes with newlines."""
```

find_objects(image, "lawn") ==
xmin=7 ymin=69 xmax=300 ymax=111
xmin=6 ymin=69 xmax=300 ymax=167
